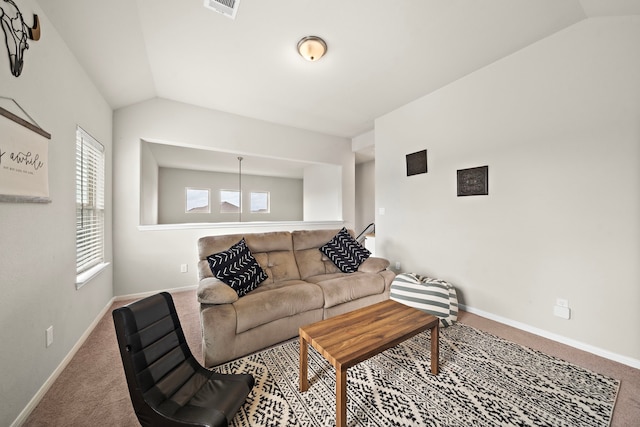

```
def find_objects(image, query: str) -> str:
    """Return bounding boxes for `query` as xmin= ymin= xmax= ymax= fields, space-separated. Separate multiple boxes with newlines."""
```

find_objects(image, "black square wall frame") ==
xmin=457 ymin=166 xmax=488 ymax=196
xmin=406 ymin=150 xmax=427 ymax=176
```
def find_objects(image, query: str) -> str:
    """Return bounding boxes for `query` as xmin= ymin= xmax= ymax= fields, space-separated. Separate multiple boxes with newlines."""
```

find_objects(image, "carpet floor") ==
xmin=218 ymin=324 xmax=618 ymax=426
xmin=23 ymin=289 xmax=640 ymax=426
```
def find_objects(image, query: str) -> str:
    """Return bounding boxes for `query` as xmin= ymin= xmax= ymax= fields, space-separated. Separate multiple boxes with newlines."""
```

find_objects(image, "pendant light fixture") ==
xmin=237 ymin=156 xmax=243 ymax=222
xmin=297 ymin=36 xmax=327 ymax=62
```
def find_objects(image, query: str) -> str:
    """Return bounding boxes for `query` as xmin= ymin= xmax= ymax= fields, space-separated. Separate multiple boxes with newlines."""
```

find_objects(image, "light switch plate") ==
xmin=46 ymin=326 xmax=53 ymax=347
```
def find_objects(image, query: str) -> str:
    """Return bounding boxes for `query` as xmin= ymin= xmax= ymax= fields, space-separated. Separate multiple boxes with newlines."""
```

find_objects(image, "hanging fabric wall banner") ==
xmin=0 ymin=110 xmax=50 ymax=202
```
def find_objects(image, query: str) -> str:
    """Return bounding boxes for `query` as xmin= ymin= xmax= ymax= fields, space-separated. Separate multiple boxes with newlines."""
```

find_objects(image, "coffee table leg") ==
xmin=431 ymin=323 xmax=439 ymax=375
xmin=300 ymin=336 xmax=309 ymax=392
xmin=336 ymin=367 xmax=347 ymax=427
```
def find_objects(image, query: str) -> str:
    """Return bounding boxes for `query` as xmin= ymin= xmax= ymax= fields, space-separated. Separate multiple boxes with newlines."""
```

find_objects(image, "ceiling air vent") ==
xmin=204 ymin=0 xmax=240 ymax=20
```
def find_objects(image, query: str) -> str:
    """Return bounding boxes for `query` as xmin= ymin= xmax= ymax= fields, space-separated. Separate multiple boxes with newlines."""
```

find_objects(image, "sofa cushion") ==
xmin=199 ymin=233 xmax=246 ymax=264
xmin=292 ymin=229 xmax=343 ymax=279
xmin=293 ymin=247 xmax=341 ymax=279
xmin=244 ymin=232 xmax=300 ymax=284
xmin=303 ymin=272 xmax=351 ymax=284
xmin=233 ymin=281 xmax=324 ymax=333
xmin=206 ymin=238 xmax=268 ymax=297
xmin=253 ymin=250 xmax=301 ymax=284
xmin=198 ymin=232 xmax=300 ymax=284
xmin=319 ymin=227 xmax=371 ymax=273
xmin=357 ymin=257 xmax=390 ymax=273
xmin=309 ymin=272 xmax=385 ymax=308
xmin=292 ymin=229 xmax=342 ymax=251
xmin=197 ymin=278 xmax=239 ymax=304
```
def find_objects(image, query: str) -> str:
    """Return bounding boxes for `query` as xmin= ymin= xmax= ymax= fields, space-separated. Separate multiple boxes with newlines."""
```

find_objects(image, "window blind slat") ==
xmin=75 ymin=126 xmax=105 ymax=276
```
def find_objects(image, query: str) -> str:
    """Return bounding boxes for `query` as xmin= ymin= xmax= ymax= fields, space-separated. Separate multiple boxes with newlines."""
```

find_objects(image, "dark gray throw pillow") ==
xmin=319 ymin=227 xmax=371 ymax=273
xmin=207 ymin=238 xmax=268 ymax=297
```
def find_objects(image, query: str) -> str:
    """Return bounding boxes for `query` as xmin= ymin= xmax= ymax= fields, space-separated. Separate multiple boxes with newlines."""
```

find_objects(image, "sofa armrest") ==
xmin=197 ymin=278 xmax=239 ymax=304
xmin=357 ymin=256 xmax=390 ymax=273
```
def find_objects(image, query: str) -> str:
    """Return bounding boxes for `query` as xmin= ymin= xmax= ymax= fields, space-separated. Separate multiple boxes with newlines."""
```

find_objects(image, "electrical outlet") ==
xmin=46 ymin=326 xmax=53 ymax=347
xmin=553 ymin=305 xmax=571 ymax=320
xmin=556 ymin=298 xmax=569 ymax=308
xmin=180 ymin=264 xmax=188 ymax=273
xmin=395 ymin=261 xmax=401 ymax=270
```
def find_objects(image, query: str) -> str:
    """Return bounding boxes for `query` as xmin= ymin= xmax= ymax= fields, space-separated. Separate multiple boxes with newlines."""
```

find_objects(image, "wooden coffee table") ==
xmin=299 ymin=299 xmax=439 ymax=427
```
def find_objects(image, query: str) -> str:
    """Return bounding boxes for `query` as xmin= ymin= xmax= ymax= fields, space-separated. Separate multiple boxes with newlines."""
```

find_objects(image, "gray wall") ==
xmin=140 ymin=140 xmax=159 ymax=225
xmin=0 ymin=1 xmax=113 ymax=425
xmin=375 ymin=16 xmax=640 ymax=363
xmin=158 ymin=167 xmax=303 ymax=223
xmin=4 ymin=7 xmax=639 ymax=427
xmin=355 ymin=160 xmax=375 ymax=235
xmin=113 ymin=98 xmax=354 ymax=296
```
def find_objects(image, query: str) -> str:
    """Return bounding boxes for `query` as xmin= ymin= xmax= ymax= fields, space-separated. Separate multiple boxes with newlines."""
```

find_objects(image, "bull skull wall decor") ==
xmin=0 ymin=0 xmax=40 ymax=77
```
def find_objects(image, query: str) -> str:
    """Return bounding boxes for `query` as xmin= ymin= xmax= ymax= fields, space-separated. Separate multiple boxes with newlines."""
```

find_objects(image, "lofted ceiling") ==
xmin=36 ymin=0 xmax=640 ymax=182
xmin=36 ymin=1 xmax=639 ymax=144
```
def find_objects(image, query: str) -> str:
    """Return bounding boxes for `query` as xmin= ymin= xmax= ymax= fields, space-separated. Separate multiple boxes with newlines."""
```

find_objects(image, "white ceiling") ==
xmin=36 ymin=0 xmax=639 ymax=173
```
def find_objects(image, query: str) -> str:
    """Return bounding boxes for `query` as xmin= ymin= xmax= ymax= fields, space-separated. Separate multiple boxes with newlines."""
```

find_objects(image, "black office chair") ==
xmin=113 ymin=292 xmax=254 ymax=427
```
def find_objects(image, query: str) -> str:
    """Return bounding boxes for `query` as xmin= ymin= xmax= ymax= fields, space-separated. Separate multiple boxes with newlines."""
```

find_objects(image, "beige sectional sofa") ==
xmin=196 ymin=229 xmax=395 ymax=367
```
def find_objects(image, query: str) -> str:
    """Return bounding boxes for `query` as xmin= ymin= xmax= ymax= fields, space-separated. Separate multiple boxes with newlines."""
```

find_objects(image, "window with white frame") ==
xmin=75 ymin=126 xmax=105 ymax=284
xmin=220 ymin=190 xmax=240 ymax=213
xmin=185 ymin=187 xmax=210 ymax=213
xmin=250 ymin=191 xmax=269 ymax=213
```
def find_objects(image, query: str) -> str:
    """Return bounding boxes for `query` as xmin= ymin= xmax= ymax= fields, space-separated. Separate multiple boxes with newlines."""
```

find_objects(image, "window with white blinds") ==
xmin=75 ymin=126 xmax=105 ymax=278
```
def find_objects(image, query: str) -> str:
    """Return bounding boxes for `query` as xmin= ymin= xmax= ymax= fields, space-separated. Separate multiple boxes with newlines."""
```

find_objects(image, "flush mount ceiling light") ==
xmin=297 ymin=36 xmax=327 ymax=62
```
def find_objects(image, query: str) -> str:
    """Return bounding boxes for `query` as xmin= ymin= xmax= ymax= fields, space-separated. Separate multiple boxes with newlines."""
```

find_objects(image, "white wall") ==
xmin=303 ymin=164 xmax=343 ymax=221
xmin=375 ymin=16 xmax=640 ymax=362
xmin=353 ymin=130 xmax=376 ymax=235
xmin=4 ymin=7 xmax=636 ymax=426
xmin=352 ymin=129 xmax=374 ymax=152
xmin=355 ymin=160 xmax=375 ymax=234
xmin=0 ymin=1 xmax=113 ymax=425
xmin=140 ymin=140 xmax=159 ymax=224
xmin=113 ymin=98 xmax=353 ymax=295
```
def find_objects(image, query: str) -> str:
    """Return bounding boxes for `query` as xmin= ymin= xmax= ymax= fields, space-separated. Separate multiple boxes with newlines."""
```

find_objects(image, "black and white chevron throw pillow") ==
xmin=320 ymin=227 xmax=371 ymax=273
xmin=207 ymin=238 xmax=268 ymax=297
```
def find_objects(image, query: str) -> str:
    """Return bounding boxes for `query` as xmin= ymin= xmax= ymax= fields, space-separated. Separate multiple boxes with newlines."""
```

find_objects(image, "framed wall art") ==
xmin=406 ymin=149 xmax=427 ymax=176
xmin=457 ymin=165 xmax=488 ymax=197
xmin=0 ymin=97 xmax=51 ymax=203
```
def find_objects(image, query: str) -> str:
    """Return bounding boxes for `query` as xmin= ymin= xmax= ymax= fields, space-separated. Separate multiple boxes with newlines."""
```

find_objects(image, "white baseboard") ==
xmin=11 ymin=284 xmax=197 ymax=427
xmin=16 ymin=292 xmax=635 ymax=427
xmin=113 ymin=284 xmax=198 ymax=302
xmin=460 ymin=304 xmax=640 ymax=370
xmin=11 ymin=295 xmax=116 ymax=427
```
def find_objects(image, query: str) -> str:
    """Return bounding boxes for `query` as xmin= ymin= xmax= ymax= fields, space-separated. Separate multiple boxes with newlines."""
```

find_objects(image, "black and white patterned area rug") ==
xmin=214 ymin=323 xmax=619 ymax=426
